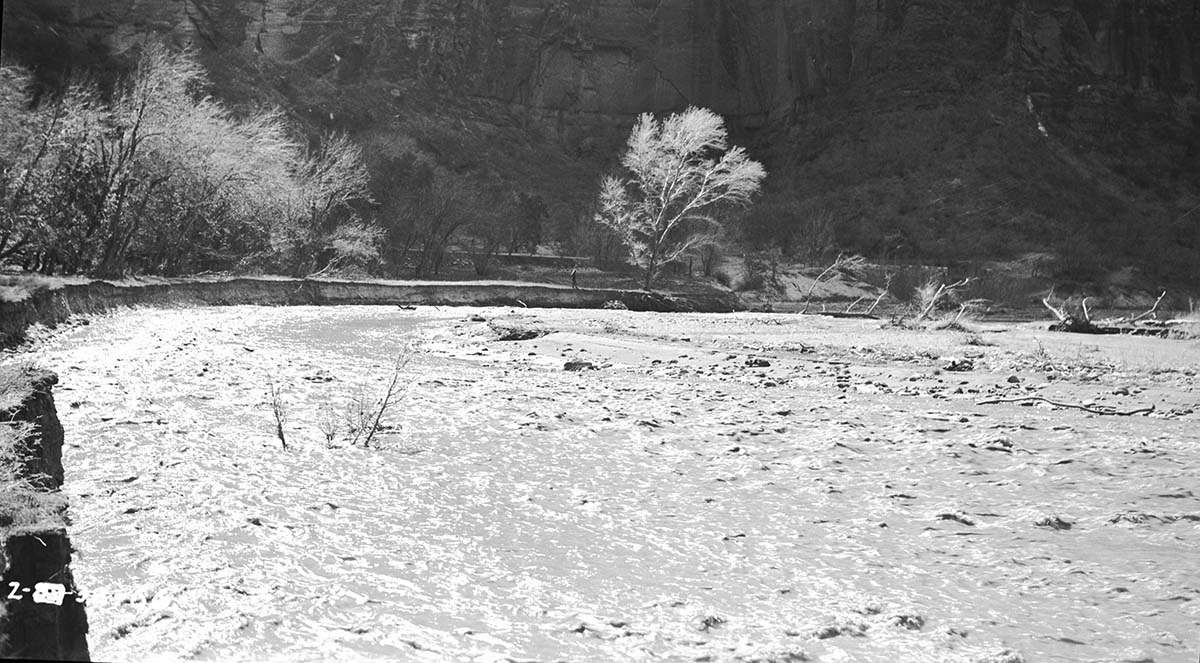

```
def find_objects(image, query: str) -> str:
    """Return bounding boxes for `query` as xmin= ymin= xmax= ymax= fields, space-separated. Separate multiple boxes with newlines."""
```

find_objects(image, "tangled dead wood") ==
xmin=801 ymin=254 xmax=866 ymax=314
xmin=1042 ymin=290 xmax=1176 ymax=336
xmin=916 ymin=278 xmax=972 ymax=322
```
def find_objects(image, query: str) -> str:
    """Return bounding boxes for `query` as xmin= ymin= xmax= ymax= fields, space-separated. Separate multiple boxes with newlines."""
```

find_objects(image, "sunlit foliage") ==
xmin=594 ymin=107 xmax=766 ymax=289
xmin=0 ymin=42 xmax=376 ymax=277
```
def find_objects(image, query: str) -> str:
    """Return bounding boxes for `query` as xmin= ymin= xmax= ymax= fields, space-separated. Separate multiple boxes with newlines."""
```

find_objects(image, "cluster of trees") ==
xmin=0 ymin=43 xmax=375 ymax=277
xmin=366 ymin=139 xmax=550 ymax=279
xmin=740 ymin=194 xmax=836 ymax=264
xmin=8 ymin=38 xmax=1163 ymax=292
xmin=2 ymin=40 xmax=767 ymax=290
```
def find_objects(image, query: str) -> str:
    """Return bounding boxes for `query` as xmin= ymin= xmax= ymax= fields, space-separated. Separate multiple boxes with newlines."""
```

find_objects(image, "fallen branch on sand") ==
xmin=864 ymin=273 xmax=892 ymax=316
xmin=916 ymin=278 xmax=972 ymax=322
xmin=976 ymin=395 xmax=1155 ymax=416
xmin=1098 ymin=290 xmax=1166 ymax=326
xmin=1042 ymin=289 xmax=1182 ymax=336
xmin=801 ymin=254 xmax=865 ymax=314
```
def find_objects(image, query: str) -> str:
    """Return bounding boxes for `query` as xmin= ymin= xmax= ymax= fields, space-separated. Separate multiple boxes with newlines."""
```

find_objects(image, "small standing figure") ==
xmin=570 ymin=266 xmax=578 ymax=289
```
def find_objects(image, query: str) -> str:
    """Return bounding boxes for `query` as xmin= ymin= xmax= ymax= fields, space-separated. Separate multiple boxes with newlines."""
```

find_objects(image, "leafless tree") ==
xmin=344 ymin=348 xmax=413 ymax=448
xmin=594 ymin=107 xmax=766 ymax=289
xmin=0 ymin=41 xmax=378 ymax=277
xmin=267 ymin=378 xmax=290 ymax=451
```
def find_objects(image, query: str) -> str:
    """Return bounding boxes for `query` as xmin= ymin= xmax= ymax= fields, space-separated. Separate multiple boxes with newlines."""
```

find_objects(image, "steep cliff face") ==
xmin=3 ymin=0 xmax=1197 ymax=277
xmin=15 ymin=1 xmax=1190 ymax=120
xmin=0 ymin=0 xmax=858 ymax=122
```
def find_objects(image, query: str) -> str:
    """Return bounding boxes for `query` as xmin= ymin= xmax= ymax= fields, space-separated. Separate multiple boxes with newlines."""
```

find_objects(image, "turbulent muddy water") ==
xmin=27 ymin=306 xmax=1200 ymax=662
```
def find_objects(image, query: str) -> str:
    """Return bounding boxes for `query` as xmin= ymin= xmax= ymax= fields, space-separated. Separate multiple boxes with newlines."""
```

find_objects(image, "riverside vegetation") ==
xmin=4 ymin=2 xmax=1199 ymax=291
xmin=2 ymin=43 xmax=769 ymax=294
xmin=0 ymin=43 xmax=374 ymax=279
xmin=4 ymin=38 xmax=1194 ymax=309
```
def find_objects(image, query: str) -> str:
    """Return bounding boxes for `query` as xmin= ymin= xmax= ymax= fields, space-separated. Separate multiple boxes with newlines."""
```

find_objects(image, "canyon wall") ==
xmin=1 ymin=0 xmax=857 ymax=123
xmin=8 ymin=1 xmax=1194 ymax=121
xmin=2 ymin=0 xmax=1198 ymax=276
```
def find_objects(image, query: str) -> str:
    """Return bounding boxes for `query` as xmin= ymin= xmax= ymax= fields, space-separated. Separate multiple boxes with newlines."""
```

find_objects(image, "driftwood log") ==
xmin=1042 ymin=290 xmax=1177 ymax=337
xmin=977 ymin=395 xmax=1155 ymax=416
xmin=916 ymin=278 xmax=972 ymax=321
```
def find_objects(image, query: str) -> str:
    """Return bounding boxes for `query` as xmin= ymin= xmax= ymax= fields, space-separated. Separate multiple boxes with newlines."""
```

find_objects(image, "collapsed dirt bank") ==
xmin=0 ymin=275 xmax=744 ymax=347
xmin=0 ymin=367 xmax=90 ymax=660
xmin=21 ymin=305 xmax=1200 ymax=662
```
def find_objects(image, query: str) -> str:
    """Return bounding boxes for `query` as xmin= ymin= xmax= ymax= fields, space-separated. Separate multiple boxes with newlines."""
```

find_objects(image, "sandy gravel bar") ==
xmin=23 ymin=305 xmax=1200 ymax=662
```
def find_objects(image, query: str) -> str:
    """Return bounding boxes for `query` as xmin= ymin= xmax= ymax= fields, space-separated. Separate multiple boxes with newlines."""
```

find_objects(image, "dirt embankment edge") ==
xmin=0 ymin=276 xmax=745 ymax=347
xmin=0 ymin=369 xmax=90 ymax=660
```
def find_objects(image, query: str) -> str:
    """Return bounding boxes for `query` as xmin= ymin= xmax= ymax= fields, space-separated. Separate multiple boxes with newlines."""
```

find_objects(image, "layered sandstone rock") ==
xmin=10 ymin=1 xmax=1191 ymax=119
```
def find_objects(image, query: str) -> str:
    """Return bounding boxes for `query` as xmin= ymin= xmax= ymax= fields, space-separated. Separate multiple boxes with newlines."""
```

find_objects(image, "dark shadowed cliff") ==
xmin=3 ymin=0 xmax=1197 ymax=281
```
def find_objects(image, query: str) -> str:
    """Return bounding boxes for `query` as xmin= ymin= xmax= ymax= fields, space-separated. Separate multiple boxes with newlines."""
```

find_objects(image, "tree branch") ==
xmin=977 ymin=395 xmax=1154 ymax=416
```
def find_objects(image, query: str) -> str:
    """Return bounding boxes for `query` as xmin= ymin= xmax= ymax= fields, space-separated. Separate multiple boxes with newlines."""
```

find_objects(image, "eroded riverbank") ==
xmin=0 ymin=276 xmax=742 ymax=348
xmin=22 ymin=305 xmax=1200 ymax=662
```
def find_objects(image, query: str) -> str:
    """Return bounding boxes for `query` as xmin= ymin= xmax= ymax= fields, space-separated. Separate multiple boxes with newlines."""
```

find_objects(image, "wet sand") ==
xmin=24 ymin=305 xmax=1200 ymax=662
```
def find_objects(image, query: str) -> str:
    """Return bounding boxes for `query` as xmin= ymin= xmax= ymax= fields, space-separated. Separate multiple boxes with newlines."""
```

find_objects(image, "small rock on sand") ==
xmin=1034 ymin=515 xmax=1073 ymax=530
xmin=974 ymin=649 xmax=1026 ymax=663
xmin=936 ymin=511 xmax=976 ymax=526
xmin=729 ymin=644 xmax=810 ymax=662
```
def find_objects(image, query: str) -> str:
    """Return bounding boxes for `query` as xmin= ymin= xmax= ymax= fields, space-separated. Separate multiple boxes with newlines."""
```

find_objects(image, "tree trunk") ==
xmin=643 ymin=246 xmax=659 ymax=290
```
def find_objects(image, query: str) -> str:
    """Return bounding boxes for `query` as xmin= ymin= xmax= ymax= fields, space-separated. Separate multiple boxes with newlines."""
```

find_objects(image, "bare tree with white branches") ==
xmin=594 ymin=107 xmax=766 ymax=290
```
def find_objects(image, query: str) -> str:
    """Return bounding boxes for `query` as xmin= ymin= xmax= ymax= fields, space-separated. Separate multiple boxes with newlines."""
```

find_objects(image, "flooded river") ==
xmin=29 ymin=305 xmax=1200 ymax=662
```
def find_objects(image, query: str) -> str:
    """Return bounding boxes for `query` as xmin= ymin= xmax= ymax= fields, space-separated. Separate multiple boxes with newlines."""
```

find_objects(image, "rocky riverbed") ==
xmin=19 ymin=305 xmax=1200 ymax=662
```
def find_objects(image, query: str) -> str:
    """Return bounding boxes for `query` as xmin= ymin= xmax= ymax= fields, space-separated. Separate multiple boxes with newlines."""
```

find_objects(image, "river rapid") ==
xmin=26 ymin=305 xmax=1200 ymax=662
